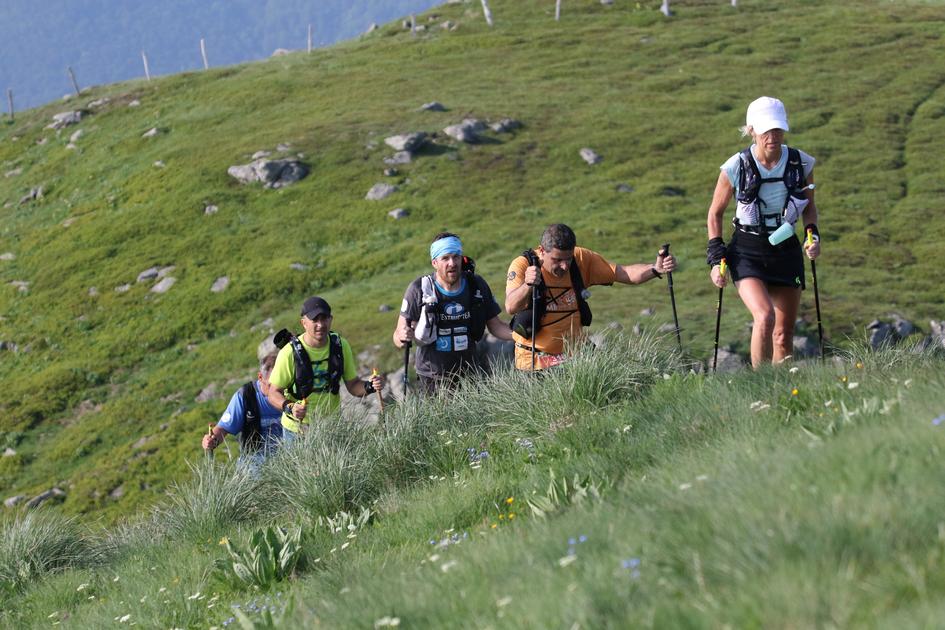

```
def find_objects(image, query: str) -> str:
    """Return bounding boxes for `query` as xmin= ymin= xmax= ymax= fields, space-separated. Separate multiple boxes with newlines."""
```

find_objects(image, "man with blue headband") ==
xmin=393 ymin=232 xmax=513 ymax=394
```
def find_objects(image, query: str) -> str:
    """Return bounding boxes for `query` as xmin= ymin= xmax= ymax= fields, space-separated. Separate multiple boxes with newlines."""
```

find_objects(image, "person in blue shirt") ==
xmin=202 ymin=352 xmax=283 ymax=466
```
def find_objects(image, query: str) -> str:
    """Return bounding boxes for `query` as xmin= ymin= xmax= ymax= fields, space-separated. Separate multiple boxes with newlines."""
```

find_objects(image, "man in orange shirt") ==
xmin=505 ymin=223 xmax=676 ymax=371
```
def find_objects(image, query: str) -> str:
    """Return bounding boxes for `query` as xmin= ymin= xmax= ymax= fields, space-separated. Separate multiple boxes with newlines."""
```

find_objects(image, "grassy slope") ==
xmin=1 ymin=0 xmax=945 ymax=521
xmin=4 ymin=342 xmax=945 ymax=627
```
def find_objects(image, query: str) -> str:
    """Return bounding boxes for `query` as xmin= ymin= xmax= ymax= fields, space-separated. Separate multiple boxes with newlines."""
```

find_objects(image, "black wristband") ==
xmin=363 ymin=380 xmax=376 ymax=394
xmin=804 ymin=223 xmax=820 ymax=238
xmin=650 ymin=267 xmax=663 ymax=280
xmin=706 ymin=237 xmax=726 ymax=266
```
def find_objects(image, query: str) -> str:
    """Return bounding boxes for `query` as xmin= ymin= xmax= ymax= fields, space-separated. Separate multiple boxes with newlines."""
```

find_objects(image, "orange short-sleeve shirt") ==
xmin=506 ymin=246 xmax=617 ymax=370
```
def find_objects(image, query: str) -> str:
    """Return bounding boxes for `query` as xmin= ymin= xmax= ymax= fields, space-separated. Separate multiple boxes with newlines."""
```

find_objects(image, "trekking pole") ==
xmin=806 ymin=229 xmax=825 ymax=363
xmin=530 ymin=281 xmax=539 ymax=372
xmin=661 ymin=243 xmax=682 ymax=351
xmin=712 ymin=258 xmax=727 ymax=373
xmin=372 ymin=368 xmax=385 ymax=413
xmin=206 ymin=423 xmax=214 ymax=460
xmin=402 ymin=318 xmax=411 ymax=396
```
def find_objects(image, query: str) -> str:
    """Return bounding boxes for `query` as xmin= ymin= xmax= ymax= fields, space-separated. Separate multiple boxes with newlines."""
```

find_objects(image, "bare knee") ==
xmin=773 ymin=325 xmax=794 ymax=349
xmin=753 ymin=309 xmax=776 ymax=334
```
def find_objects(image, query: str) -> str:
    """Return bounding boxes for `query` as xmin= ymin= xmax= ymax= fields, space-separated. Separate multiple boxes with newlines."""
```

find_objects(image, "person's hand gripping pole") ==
xmin=372 ymin=368 xmax=385 ymax=412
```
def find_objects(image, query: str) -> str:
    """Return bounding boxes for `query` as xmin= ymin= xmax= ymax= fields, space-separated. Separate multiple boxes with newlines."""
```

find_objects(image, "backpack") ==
xmin=510 ymin=249 xmax=592 ymax=339
xmin=273 ymin=329 xmax=344 ymax=398
xmin=734 ymin=146 xmax=808 ymax=231
xmin=237 ymin=382 xmax=264 ymax=453
xmin=413 ymin=259 xmax=489 ymax=346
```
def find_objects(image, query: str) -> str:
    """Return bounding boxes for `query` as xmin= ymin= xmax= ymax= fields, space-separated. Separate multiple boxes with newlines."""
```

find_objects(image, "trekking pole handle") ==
xmin=659 ymin=243 xmax=670 ymax=257
xmin=719 ymin=258 xmax=727 ymax=279
xmin=805 ymin=227 xmax=814 ymax=247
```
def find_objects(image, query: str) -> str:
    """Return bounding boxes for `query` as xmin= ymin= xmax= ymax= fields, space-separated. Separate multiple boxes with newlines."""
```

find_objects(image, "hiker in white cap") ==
xmin=705 ymin=96 xmax=821 ymax=368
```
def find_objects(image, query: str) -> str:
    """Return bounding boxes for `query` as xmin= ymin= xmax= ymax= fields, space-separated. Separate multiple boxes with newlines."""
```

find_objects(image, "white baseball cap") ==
xmin=746 ymin=96 xmax=789 ymax=134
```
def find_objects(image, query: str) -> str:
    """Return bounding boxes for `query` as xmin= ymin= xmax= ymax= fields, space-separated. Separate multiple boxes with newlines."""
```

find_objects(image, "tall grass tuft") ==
xmin=152 ymin=459 xmax=263 ymax=541
xmin=0 ymin=510 xmax=99 ymax=593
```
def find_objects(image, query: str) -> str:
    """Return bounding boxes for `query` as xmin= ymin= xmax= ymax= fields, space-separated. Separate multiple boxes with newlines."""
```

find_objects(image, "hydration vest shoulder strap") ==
xmin=568 ymin=256 xmax=592 ymax=327
xmin=238 ymin=382 xmax=263 ymax=453
xmin=289 ymin=335 xmax=315 ymax=400
xmin=327 ymin=332 xmax=344 ymax=395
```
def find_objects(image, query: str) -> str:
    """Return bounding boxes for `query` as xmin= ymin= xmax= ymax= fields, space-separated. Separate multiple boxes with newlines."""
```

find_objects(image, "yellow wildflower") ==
xmin=791 ymin=388 xmax=799 ymax=396
xmin=508 ymin=513 xmax=516 ymax=520
xmin=218 ymin=536 xmax=229 ymax=546
xmin=506 ymin=497 xmax=514 ymax=505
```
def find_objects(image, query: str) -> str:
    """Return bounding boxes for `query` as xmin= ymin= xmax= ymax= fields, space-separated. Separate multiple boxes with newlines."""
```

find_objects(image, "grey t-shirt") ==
xmin=400 ymin=274 xmax=501 ymax=378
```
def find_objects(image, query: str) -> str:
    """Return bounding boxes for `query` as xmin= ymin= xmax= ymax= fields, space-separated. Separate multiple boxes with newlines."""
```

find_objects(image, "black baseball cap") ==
xmin=301 ymin=296 xmax=331 ymax=319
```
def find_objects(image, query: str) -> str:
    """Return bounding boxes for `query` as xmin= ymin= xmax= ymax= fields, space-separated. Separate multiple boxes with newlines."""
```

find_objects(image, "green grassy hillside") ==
xmin=2 ymin=0 xmax=944 ymax=523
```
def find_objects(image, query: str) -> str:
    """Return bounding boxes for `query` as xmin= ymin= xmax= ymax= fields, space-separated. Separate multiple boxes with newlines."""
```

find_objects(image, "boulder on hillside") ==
xmin=227 ymin=159 xmax=309 ymax=189
xmin=0 ymin=252 xmax=14 ymax=261
xmin=195 ymin=382 xmax=220 ymax=403
xmin=19 ymin=187 xmax=44 ymax=205
xmin=366 ymin=183 xmax=397 ymax=201
xmin=419 ymin=102 xmax=447 ymax=112
xmin=26 ymin=487 xmax=66 ymax=509
xmin=616 ymin=183 xmax=634 ymax=193
xmin=46 ymin=111 xmax=84 ymax=130
xmin=580 ymin=148 xmax=602 ymax=165
xmin=137 ymin=267 xmax=160 ymax=283
xmin=384 ymin=132 xmax=428 ymax=152
xmin=4 ymin=495 xmax=25 ymax=509
xmin=712 ymin=347 xmax=744 ymax=373
xmin=490 ymin=118 xmax=522 ymax=133
xmin=271 ymin=48 xmax=291 ymax=57
xmin=793 ymin=335 xmax=819 ymax=359
xmin=890 ymin=313 xmax=916 ymax=339
xmin=257 ymin=333 xmax=278 ymax=363
xmin=151 ymin=277 xmax=176 ymax=294
xmin=388 ymin=208 xmax=409 ymax=219
xmin=443 ymin=119 xmax=486 ymax=143
xmin=210 ymin=276 xmax=230 ymax=293
xmin=142 ymin=127 xmax=161 ymax=138
xmin=384 ymin=151 xmax=413 ymax=165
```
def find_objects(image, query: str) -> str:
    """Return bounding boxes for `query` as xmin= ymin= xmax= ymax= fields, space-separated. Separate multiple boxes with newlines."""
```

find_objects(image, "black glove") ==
xmin=706 ymin=237 xmax=726 ymax=266
xmin=362 ymin=380 xmax=376 ymax=394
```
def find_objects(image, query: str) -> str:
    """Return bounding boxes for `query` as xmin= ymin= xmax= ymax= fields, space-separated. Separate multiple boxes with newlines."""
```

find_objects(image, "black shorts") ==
xmin=728 ymin=229 xmax=805 ymax=290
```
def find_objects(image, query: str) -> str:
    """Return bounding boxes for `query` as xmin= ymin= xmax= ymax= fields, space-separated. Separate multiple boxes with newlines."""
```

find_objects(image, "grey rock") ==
xmin=276 ymin=143 xmax=292 ymax=152
xmin=137 ymin=267 xmax=160 ymax=283
xmin=109 ymin=485 xmax=126 ymax=499
xmin=440 ymin=20 xmax=456 ymax=30
xmin=0 ymin=341 xmax=18 ymax=352
xmin=414 ymin=24 xmax=427 ymax=32
xmin=128 ymin=99 xmax=141 ymax=107
xmin=88 ymin=97 xmax=110 ymax=108
xmin=384 ymin=151 xmax=413 ymax=165
xmin=443 ymin=119 xmax=486 ymax=143
xmin=252 ymin=317 xmax=275 ymax=332
xmin=601 ymin=0 xmax=614 ymax=4
xmin=867 ymin=319 xmax=895 ymax=349
xmin=640 ymin=308 xmax=655 ymax=317
xmin=388 ymin=207 xmax=409 ymax=219
xmin=88 ymin=287 xmax=99 ymax=297
xmin=474 ymin=331 xmax=514 ymax=371
xmin=114 ymin=284 xmax=131 ymax=293
xmin=257 ymin=334 xmax=278 ymax=363
xmin=142 ymin=127 xmax=160 ymax=138
xmin=792 ymin=335 xmax=819 ymax=358
xmin=133 ymin=436 xmax=151 ymax=449
xmin=69 ymin=129 xmax=84 ymax=143
xmin=490 ymin=118 xmax=522 ymax=133
xmin=890 ymin=313 xmax=916 ymax=339
xmin=36 ymin=138 xmax=48 ymax=145
xmin=3 ymin=448 xmax=15 ymax=457
xmin=150 ymin=277 xmax=176 ymax=294
xmin=388 ymin=366 xmax=407 ymax=401
xmin=657 ymin=323 xmax=677 ymax=334
xmin=19 ymin=186 xmax=44 ymax=204
xmin=616 ymin=183 xmax=634 ymax=193
xmin=713 ymin=347 xmax=744 ymax=373
xmin=289 ymin=262 xmax=308 ymax=271
xmin=47 ymin=111 xmax=83 ymax=130
xmin=26 ymin=487 xmax=66 ymax=509
xmin=195 ymin=382 xmax=220 ymax=403
xmin=929 ymin=320 xmax=945 ymax=349
xmin=271 ymin=48 xmax=291 ymax=57
xmin=383 ymin=168 xmax=399 ymax=177
xmin=385 ymin=132 xmax=428 ymax=152
xmin=580 ymin=148 xmax=602 ymax=165
xmin=228 ymin=159 xmax=309 ymax=188
xmin=9 ymin=281 xmax=29 ymax=293
xmin=4 ymin=496 xmax=25 ymax=509
xmin=157 ymin=266 xmax=175 ymax=279
xmin=661 ymin=187 xmax=686 ymax=197
xmin=420 ymin=101 xmax=447 ymax=112
xmin=66 ymin=143 xmax=78 ymax=151
xmin=204 ymin=204 xmax=219 ymax=215
xmin=0 ymin=252 xmax=14 ymax=261
xmin=378 ymin=304 xmax=392 ymax=313
xmin=210 ymin=276 xmax=230 ymax=293
xmin=366 ymin=23 xmax=378 ymax=33
xmin=366 ymin=183 xmax=397 ymax=201
xmin=3 ymin=168 xmax=22 ymax=178
xmin=153 ymin=160 xmax=165 ymax=168
xmin=252 ymin=150 xmax=271 ymax=160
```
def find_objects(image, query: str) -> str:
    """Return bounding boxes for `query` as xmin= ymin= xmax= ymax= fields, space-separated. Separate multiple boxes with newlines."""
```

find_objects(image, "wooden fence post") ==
xmin=556 ymin=0 xmax=562 ymax=21
xmin=6 ymin=89 xmax=13 ymax=122
xmin=67 ymin=67 xmax=81 ymax=96
xmin=142 ymin=51 xmax=152 ymax=81
xmin=200 ymin=38 xmax=209 ymax=70
xmin=480 ymin=0 xmax=494 ymax=26
xmin=308 ymin=24 xmax=313 ymax=53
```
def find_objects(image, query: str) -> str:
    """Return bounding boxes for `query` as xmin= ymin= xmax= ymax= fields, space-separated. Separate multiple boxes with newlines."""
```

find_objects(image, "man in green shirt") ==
xmin=267 ymin=296 xmax=383 ymax=442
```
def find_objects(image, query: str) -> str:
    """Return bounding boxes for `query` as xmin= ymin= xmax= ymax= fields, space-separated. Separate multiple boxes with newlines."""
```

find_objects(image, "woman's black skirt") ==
xmin=728 ymin=229 xmax=806 ymax=290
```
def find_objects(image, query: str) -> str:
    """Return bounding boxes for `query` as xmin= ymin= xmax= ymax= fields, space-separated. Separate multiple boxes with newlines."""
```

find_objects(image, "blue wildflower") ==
xmin=578 ymin=535 xmax=587 ymax=543
xmin=568 ymin=537 xmax=576 ymax=546
xmin=932 ymin=413 xmax=945 ymax=426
